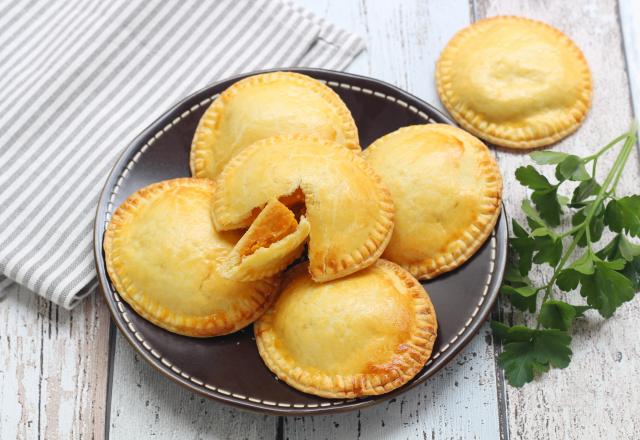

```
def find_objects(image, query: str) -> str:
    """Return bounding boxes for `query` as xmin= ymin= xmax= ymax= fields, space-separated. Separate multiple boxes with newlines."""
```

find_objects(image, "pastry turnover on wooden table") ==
xmin=104 ymin=65 xmax=512 ymax=398
xmin=436 ymin=16 xmax=592 ymax=149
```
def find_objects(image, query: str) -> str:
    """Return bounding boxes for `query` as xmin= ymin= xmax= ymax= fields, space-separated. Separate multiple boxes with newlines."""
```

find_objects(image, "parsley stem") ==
xmin=608 ymin=128 xmax=637 ymax=197
xmin=582 ymin=132 xmax=629 ymax=162
xmin=536 ymin=122 xmax=637 ymax=329
xmin=536 ymin=229 xmax=583 ymax=329
xmin=559 ymin=223 xmax=584 ymax=238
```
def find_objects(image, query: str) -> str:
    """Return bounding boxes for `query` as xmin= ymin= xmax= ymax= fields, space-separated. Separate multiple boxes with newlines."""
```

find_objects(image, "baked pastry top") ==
xmin=212 ymin=134 xmax=394 ymax=282
xmin=190 ymin=71 xmax=360 ymax=179
xmin=103 ymin=178 xmax=279 ymax=337
xmin=365 ymin=124 xmax=502 ymax=279
xmin=436 ymin=16 xmax=592 ymax=149
xmin=218 ymin=198 xmax=310 ymax=282
xmin=255 ymin=259 xmax=437 ymax=398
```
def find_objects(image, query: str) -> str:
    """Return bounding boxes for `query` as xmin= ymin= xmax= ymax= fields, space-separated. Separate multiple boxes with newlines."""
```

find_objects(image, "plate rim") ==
xmin=93 ymin=67 xmax=508 ymax=415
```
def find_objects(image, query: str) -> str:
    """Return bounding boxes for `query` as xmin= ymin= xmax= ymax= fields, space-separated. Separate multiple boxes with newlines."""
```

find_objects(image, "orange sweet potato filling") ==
xmin=238 ymin=200 xmax=299 ymax=257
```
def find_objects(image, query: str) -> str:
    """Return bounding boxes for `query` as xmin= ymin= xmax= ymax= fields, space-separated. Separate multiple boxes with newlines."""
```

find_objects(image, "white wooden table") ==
xmin=2 ymin=0 xmax=640 ymax=438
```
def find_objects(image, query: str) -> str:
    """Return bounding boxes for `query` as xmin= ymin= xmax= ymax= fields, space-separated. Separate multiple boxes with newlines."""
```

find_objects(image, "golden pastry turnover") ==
xmin=436 ymin=16 xmax=592 ymax=149
xmin=218 ymin=199 xmax=311 ymax=282
xmin=190 ymin=71 xmax=360 ymax=179
xmin=212 ymin=134 xmax=394 ymax=282
xmin=103 ymin=178 xmax=279 ymax=337
xmin=365 ymin=124 xmax=502 ymax=279
xmin=255 ymin=259 xmax=437 ymax=398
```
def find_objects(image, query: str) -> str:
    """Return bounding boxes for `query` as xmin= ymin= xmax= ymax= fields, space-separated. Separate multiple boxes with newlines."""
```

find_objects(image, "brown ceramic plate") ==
xmin=94 ymin=68 xmax=507 ymax=415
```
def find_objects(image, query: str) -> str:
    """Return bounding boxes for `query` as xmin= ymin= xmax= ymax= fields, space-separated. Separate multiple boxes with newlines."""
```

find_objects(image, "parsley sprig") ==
xmin=493 ymin=123 xmax=640 ymax=387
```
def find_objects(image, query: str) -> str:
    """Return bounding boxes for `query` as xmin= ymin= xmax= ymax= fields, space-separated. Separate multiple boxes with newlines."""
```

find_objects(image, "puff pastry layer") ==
xmin=191 ymin=71 xmax=360 ymax=179
xmin=255 ymin=259 xmax=438 ymax=398
xmin=365 ymin=124 xmax=502 ymax=279
xmin=436 ymin=16 xmax=592 ymax=149
xmin=218 ymin=199 xmax=310 ymax=282
xmin=212 ymin=134 xmax=394 ymax=282
xmin=103 ymin=178 xmax=279 ymax=337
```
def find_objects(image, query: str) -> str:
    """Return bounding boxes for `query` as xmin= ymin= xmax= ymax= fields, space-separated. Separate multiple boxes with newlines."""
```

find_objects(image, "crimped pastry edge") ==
xmin=103 ymin=177 xmax=280 ymax=337
xmin=211 ymin=134 xmax=395 ymax=283
xmin=254 ymin=259 xmax=438 ymax=399
xmin=364 ymin=124 xmax=502 ymax=280
xmin=435 ymin=15 xmax=592 ymax=149
xmin=218 ymin=216 xmax=311 ymax=282
xmin=190 ymin=71 xmax=361 ymax=178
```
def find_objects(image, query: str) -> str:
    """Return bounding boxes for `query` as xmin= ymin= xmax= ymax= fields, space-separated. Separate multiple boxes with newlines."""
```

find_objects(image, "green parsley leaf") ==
xmin=515 ymin=167 xmax=563 ymax=226
xmin=619 ymin=235 xmax=640 ymax=261
xmin=500 ymin=285 xmax=538 ymax=312
xmin=494 ymin=325 xmax=572 ymax=387
xmin=516 ymin=165 xmax=553 ymax=190
xmin=539 ymin=300 xmax=577 ymax=331
xmin=572 ymin=204 xmax=605 ymax=247
xmin=573 ymin=305 xmax=592 ymax=317
xmin=604 ymin=195 xmax=640 ymax=237
xmin=490 ymin=321 xmax=511 ymax=339
xmin=510 ymin=219 xmax=535 ymax=275
xmin=521 ymin=199 xmax=547 ymax=230
xmin=495 ymin=127 xmax=639 ymax=388
xmin=579 ymin=261 xmax=635 ymax=318
xmin=533 ymin=330 xmax=572 ymax=369
xmin=530 ymin=151 xmax=569 ymax=165
xmin=555 ymin=155 xmax=590 ymax=182
xmin=532 ymin=236 xmax=563 ymax=267
xmin=499 ymin=341 xmax=550 ymax=387
xmin=621 ymin=256 xmax=640 ymax=290
xmin=570 ymin=251 xmax=595 ymax=275
xmin=570 ymin=178 xmax=601 ymax=207
xmin=556 ymin=269 xmax=581 ymax=291
xmin=531 ymin=187 xmax=562 ymax=227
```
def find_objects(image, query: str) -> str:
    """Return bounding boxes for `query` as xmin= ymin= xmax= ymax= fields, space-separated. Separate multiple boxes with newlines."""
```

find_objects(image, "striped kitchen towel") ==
xmin=0 ymin=0 xmax=365 ymax=309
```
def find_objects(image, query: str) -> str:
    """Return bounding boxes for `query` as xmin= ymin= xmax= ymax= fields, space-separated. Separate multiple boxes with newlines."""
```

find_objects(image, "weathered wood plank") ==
xmin=107 ymin=0 xmax=503 ymax=438
xmin=281 ymin=331 xmax=500 ymax=440
xmin=473 ymin=0 xmax=640 ymax=438
xmin=619 ymin=0 xmax=640 ymax=117
xmin=107 ymin=333 xmax=278 ymax=439
xmin=0 ymin=283 xmax=111 ymax=440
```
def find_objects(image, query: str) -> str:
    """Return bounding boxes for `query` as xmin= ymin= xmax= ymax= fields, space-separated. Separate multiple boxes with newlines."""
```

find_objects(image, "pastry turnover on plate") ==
xmin=212 ymin=134 xmax=394 ymax=282
xmin=217 ymin=199 xmax=311 ymax=282
xmin=365 ymin=124 xmax=502 ymax=280
xmin=103 ymin=178 xmax=279 ymax=337
xmin=436 ymin=16 xmax=592 ymax=149
xmin=255 ymin=259 xmax=438 ymax=399
xmin=190 ymin=71 xmax=360 ymax=179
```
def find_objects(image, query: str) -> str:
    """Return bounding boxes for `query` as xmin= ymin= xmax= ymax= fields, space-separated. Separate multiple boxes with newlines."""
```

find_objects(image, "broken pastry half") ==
xmin=255 ymin=259 xmax=438 ymax=398
xmin=218 ymin=199 xmax=311 ymax=282
xmin=212 ymin=134 xmax=395 ymax=282
xmin=103 ymin=178 xmax=279 ymax=337
xmin=365 ymin=124 xmax=502 ymax=280
xmin=436 ymin=16 xmax=592 ymax=149
xmin=190 ymin=71 xmax=360 ymax=179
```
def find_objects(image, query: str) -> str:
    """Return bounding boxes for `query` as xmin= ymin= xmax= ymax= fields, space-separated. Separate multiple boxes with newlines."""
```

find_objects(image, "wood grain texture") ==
xmin=473 ymin=0 xmax=640 ymax=439
xmin=0 ymin=283 xmax=110 ymax=440
xmin=107 ymin=1 xmax=505 ymax=439
xmin=619 ymin=0 xmax=640 ymax=117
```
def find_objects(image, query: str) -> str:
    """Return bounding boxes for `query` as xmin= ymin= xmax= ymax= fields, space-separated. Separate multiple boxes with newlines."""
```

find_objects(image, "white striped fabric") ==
xmin=0 ymin=0 xmax=365 ymax=309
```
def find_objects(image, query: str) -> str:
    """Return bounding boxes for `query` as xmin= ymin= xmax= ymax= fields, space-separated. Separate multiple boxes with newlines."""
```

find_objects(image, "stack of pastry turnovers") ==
xmin=104 ymin=65 xmax=506 ymax=398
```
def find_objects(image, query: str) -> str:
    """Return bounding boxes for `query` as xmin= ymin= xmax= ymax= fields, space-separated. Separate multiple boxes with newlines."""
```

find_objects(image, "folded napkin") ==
xmin=0 ymin=0 xmax=364 ymax=309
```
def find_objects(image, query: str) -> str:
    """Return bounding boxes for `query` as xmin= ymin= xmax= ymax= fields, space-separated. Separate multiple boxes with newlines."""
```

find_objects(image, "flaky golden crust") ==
xmin=212 ymin=134 xmax=395 ymax=282
xmin=255 ymin=260 xmax=438 ymax=398
xmin=436 ymin=16 xmax=592 ymax=149
xmin=103 ymin=178 xmax=279 ymax=337
xmin=365 ymin=124 xmax=502 ymax=280
xmin=218 ymin=199 xmax=311 ymax=282
xmin=190 ymin=71 xmax=360 ymax=179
